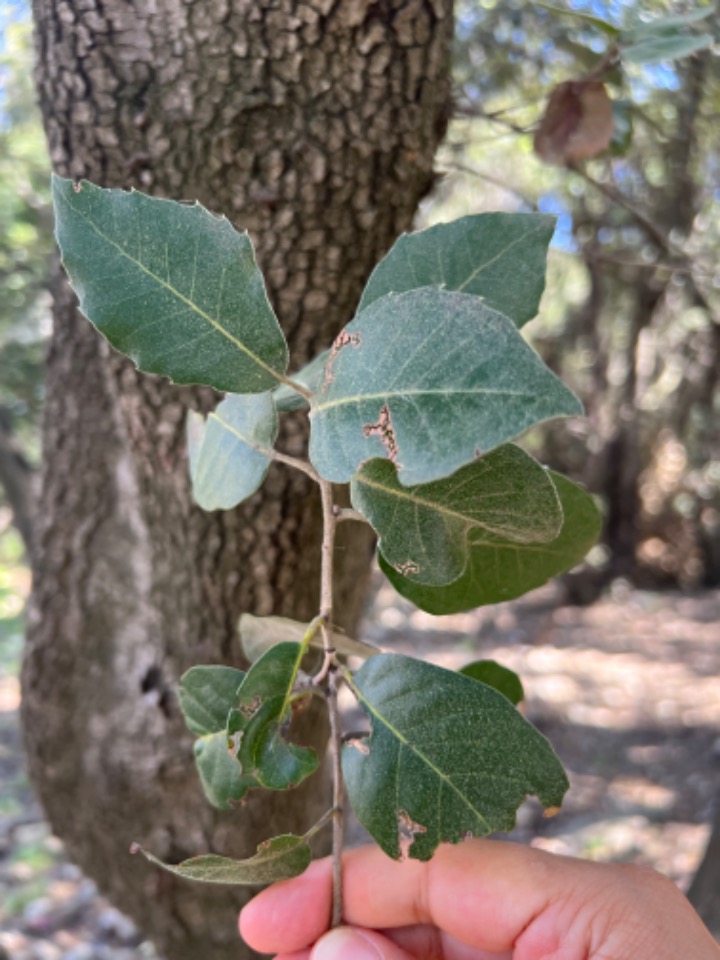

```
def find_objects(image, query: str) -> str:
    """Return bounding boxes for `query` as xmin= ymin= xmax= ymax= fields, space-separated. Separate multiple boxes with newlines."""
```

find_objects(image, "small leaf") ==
xmin=460 ymin=660 xmax=525 ymax=706
xmin=310 ymin=289 xmax=582 ymax=486
xmin=188 ymin=393 xmax=278 ymax=511
xmin=228 ymin=642 xmax=319 ymax=791
xmin=274 ymin=350 xmax=330 ymax=411
xmin=343 ymin=654 xmax=568 ymax=861
xmin=178 ymin=665 xmax=246 ymax=736
xmin=178 ymin=665 xmax=259 ymax=809
xmin=352 ymin=445 xmax=562 ymax=586
xmin=133 ymin=834 xmax=312 ymax=885
xmin=52 ymin=176 xmax=288 ymax=393
xmin=535 ymin=1 xmax=620 ymax=36
xmin=358 ymin=214 xmax=555 ymax=327
xmin=381 ymin=472 xmax=601 ymax=614
xmin=534 ymin=81 xmax=614 ymax=167
xmin=620 ymin=33 xmax=713 ymax=64
xmin=239 ymin=613 xmax=379 ymax=663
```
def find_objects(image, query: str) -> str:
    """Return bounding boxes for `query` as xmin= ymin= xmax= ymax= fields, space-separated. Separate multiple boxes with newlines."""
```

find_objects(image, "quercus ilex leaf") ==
xmin=381 ymin=472 xmax=601 ymax=613
xmin=342 ymin=654 xmax=568 ymax=861
xmin=132 ymin=834 xmax=312 ymax=885
xmin=358 ymin=213 xmax=555 ymax=328
xmin=52 ymin=177 xmax=288 ymax=393
xmin=178 ymin=665 xmax=259 ymax=810
xmin=351 ymin=445 xmax=562 ymax=586
xmin=310 ymin=288 xmax=582 ymax=486
xmin=227 ymin=642 xmax=319 ymax=791
xmin=188 ymin=392 xmax=278 ymax=510
xmin=460 ymin=660 xmax=525 ymax=706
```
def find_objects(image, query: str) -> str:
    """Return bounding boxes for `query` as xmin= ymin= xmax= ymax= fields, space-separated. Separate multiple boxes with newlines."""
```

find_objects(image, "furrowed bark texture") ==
xmin=22 ymin=3 xmax=453 ymax=958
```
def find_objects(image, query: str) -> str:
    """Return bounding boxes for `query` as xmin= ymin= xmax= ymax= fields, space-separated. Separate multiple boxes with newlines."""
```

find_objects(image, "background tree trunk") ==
xmin=21 ymin=3 xmax=453 ymax=957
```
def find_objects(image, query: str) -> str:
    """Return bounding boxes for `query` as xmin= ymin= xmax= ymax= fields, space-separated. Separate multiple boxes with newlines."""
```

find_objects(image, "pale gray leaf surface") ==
xmin=188 ymin=392 xmax=278 ymax=511
xmin=343 ymin=654 xmax=568 ymax=861
xmin=310 ymin=289 xmax=582 ymax=485
xmin=239 ymin=613 xmax=379 ymax=663
xmin=381 ymin=472 xmax=601 ymax=613
xmin=52 ymin=176 xmax=288 ymax=393
xmin=358 ymin=213 xmax=555 ymax=326
xmin=133 ymin=835 xmax=312 ymax=885
xmin=351 ymin=445 xmax=562 ymax=586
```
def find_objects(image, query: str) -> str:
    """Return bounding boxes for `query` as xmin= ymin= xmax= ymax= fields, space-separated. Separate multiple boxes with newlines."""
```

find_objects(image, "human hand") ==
xmin=240 ymin=839 xmax=720 ymax=960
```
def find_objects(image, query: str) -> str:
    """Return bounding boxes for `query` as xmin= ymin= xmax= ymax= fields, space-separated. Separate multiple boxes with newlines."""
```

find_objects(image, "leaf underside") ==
xmin=352 ymin=445 xmax=562 ymax=586
xmin=52 ymin=176 xmax=288 ymax=393
xmin=134 ymin=834 xmax=312 ymax=885
xmin=310 ymin=288 xmax=582 ymax=486
xmin=358 ymin=212 xmax=555 ymax=327
xmin=228 ymin=642 xmax=318 ymax=791
xmin=343 ymin=654 xmax=568 ymax=861
xmin=239 ymin=613 xmax=379 ymax=663
xmin=188 ymin=392 xmax=278 ymax=511
xmin=380 ymin=472 xmax=601 ymax=614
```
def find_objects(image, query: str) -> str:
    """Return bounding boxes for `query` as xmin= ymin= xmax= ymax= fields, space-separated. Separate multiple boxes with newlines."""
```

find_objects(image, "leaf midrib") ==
xmin=345 ymin=671 xmax=492 ymax=833
xmin=313 ymin=386 xmax=540 ymax=415
xmin=57 ymin=188 xmax=284 ymax=384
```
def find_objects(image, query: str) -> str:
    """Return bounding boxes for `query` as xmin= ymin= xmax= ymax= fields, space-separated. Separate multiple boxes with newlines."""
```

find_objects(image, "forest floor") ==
xmin=1 ymin=576 xmax=719 ymax=959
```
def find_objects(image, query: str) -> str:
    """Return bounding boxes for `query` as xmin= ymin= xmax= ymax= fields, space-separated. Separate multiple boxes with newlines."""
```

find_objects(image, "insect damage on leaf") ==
xmin=346 ymin=737 xmax=370 ymax=755
xmin=395 ymin=559 xmax=420 ymax=577
xmin=323 ymin=330 xmax=362 ymax=389
xmin=397 ymin=810 xmax=427 ymax=861
xmin=363 ymin=404 xmax=399 ymax=465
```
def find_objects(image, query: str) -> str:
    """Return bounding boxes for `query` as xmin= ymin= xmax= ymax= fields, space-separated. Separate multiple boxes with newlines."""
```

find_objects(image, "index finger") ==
xmin=239 ymin=839 xmax=596 ymax=955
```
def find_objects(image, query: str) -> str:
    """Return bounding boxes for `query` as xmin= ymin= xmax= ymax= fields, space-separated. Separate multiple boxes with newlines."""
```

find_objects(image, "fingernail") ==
xmin=312 ymin=927 xmax=382 ymax=960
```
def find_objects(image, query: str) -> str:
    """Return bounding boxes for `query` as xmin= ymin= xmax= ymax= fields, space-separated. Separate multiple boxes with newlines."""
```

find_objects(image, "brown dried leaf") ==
xmin=534 ymin=81 xmax=614 ymax=166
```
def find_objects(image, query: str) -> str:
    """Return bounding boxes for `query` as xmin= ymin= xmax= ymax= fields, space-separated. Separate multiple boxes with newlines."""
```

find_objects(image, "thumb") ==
xmin=311 ymin=926 xmax=414 ymax=960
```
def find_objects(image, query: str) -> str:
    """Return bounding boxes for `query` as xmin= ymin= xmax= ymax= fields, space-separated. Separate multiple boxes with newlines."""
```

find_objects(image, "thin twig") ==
xmin=276 ymin=372 xmax=313 ymax=400
xmin=268 ymin=449 xmax=321 ymax=483
xmin=317 ymin=478 xmax=345 ymax=927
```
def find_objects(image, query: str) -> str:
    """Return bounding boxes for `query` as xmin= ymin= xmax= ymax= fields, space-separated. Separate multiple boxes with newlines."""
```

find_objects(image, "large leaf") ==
xmin=178 ymin=665 xmax=259 ymax=809
xmin=380 ymin=472 xmax=601 ymax=613
xmin=52 ymin=176 xmax=288 ymax=393
xmin=343 ymin=654 xmax=568 ymax=861
xmin=351 ymin=445 xmax=562 ymax=586
xmin=239 ymin=613 xmax=379 ymax=663
xmin=310 ymin=289 xmax=582 ymax=486
xmin=358 ymin=213 xmax=555 ymax=327
xmin=187 ymin=392 xmax=278 ymax=511
xmin=133 ymin=835 xmax=312 ymax=885
xmin=227 ymin=642 xmax=318 ymax=791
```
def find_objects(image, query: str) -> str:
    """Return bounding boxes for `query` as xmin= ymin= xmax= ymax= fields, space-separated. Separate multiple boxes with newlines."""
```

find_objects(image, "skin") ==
xmin=240 ymin=839 xmax=720 ymax=960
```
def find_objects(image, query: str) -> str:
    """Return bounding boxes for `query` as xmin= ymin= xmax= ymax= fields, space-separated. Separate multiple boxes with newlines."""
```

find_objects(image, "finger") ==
xmin=387 ymin=924 xmax=512 ymax=960
xmin=311 ymin=926 xmax=414 ymax=960
xmin=240 ymin=839 xmax=591 ymax=954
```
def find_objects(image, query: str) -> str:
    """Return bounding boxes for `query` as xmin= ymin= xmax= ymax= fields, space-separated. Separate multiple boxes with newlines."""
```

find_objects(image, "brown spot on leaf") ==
xmin=347 ymin=737 xmax=370 ymax=755
xmin=395 ymin=559 xmax=420 ymax=577
xmin=323 ymin=330 xmax=362 ymax=389
xmin=72 ymin=180 xmax=83 ymax=193
xmin=397 ymin=809 xmax=427 ymax=860
xmin=534 ymin=81 xmax=614 ymax=167
xmin=363 ymin=404 xmax=399 ymax=464
xmin=227 ymin=730 xmax=244 ymax=758
xmin=237 ymin=694 xmax=263 ymax=718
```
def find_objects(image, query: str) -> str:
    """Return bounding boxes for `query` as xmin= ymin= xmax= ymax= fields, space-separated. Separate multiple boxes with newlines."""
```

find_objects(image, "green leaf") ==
xmin=274 ymin=350 xmax=330 ymax=411
xmin=358 ymin=214 xmax=555 ymax=327
xmin=227 ymin=642 xmax=319 ymax=791
xmin=178 ymin=665 xmax=259 ymax=809
xmin=343 ymin=654 xmax=568 ymax=861
xmin=535 ymin=1 xmax=620 ymax=35
xmin=132 ymin=834 xmax=312 ymax=885
xmin=309 ymin=289 xmax=582 ymax=486
xmin=52 ymin=176 xmax=288 ymax=393
xmin=187 ymin=393 xmax=278 ymax=511
xmin=380 ymin=472 xmax=601 ymax=614
xmin=351 ymin=445 xmax=562 ymax=587
xmin=460 ymin=660 xmax=524 ymax=706
xmin=239 ymin=613 xmax=379 ymax=663
xmin=620 ymin=33 xmax=713 ymax=64
xmin=621 ymin=8 xmax=715 ymax=44
xmin=178 ymin=665 xmax=246 ymax=736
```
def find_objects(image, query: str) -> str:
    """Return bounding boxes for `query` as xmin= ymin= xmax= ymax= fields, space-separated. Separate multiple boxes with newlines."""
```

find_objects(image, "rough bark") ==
xmin=22 ymin=3 xmax=453 ymax=958
xmin=0 ymin=405 xmax=36 ymax=558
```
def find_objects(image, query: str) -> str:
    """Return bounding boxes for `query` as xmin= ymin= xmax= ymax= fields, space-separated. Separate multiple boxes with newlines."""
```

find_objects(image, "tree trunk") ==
xmin=0 ymin=405 xmax=36 ymax=558
xmin=22 ymin=3 xmax=453 ymax=957
xmin=689 ymin=801 xmax=720 ymax=939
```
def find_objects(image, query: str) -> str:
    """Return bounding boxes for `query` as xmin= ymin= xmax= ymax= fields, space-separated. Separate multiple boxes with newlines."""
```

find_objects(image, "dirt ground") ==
xmin=1 ymin=579 xmax=719 ymax=958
